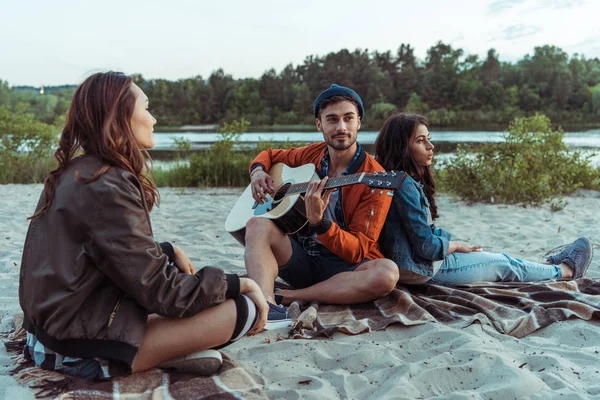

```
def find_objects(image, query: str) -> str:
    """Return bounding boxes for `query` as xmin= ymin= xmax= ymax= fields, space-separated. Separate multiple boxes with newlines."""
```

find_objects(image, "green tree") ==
xmin=404 ymin=92 xmax=429 ymax=114
xmin=232 ymin=79 xmax=267 ymax=124
xmin=394 ymin=44 xmax=422 ymax=109
xmin=481 ymin=49 xmax=500 ymax=84
xmin=422 ymin=41 xmax=463 ymax=109
xmin=0 ymin=80 xmax=9 ymax=107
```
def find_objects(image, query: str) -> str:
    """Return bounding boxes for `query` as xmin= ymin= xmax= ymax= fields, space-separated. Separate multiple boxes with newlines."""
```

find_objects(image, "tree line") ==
xmin=3 ymin=41 xmax=600 ymax=130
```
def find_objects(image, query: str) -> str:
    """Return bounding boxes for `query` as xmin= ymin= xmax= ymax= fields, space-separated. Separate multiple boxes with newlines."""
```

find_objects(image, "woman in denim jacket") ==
xmin=375 ymin=113 xmax=592 ymax=285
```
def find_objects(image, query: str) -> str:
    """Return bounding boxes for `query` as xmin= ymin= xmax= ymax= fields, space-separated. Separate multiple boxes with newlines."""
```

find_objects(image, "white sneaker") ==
xmin=158 ymin=349 xmax=223 ymax=375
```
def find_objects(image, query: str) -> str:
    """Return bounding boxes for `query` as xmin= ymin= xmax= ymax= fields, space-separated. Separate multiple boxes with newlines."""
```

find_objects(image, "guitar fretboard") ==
xmin=286 ymin=173 xmax=364 ymax=195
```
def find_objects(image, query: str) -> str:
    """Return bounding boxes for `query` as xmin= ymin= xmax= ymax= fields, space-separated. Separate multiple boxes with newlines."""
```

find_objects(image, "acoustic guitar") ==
xmin=225 ymin=163 xmax=405 ymax=245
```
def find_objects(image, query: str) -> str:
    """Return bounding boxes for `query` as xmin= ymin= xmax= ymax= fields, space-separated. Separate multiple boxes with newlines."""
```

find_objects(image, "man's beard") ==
xmin=325 ymin=133 xmax=356 ymax=151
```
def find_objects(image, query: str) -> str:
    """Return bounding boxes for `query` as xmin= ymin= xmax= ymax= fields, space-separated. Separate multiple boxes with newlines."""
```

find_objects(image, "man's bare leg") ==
xmin=276 ymin=259 xmax=399 ymax=305
xmin=244 ymin=217 xmax=293 ymax=304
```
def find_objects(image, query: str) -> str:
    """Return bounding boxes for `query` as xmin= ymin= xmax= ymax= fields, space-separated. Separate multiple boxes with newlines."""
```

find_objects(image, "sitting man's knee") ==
xmin=368 ymin=259 xmax=399 ymax=297
xmin=245 ymin=217 xmax=274 ymax=238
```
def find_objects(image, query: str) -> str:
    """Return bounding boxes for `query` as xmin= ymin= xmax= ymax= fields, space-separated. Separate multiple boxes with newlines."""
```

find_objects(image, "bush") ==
xmin=427 ymin=108 xmax=457 ymax=126
xmin=440 ymin=114 xmax=600 ymax=205
xmin=152 ymin=118 xmax=307 ymax=187
xmin=0 ymin=153 xmax=55 ymax=184
xmin=368 ymin=102 xmax=397 ymax=129
xmin=0 ymin=104 xmax=59 ymax=183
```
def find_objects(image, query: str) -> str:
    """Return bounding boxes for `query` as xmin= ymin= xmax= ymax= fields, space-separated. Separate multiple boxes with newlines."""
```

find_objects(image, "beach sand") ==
xmin=1 ymin=184 xmax=599 ymax=399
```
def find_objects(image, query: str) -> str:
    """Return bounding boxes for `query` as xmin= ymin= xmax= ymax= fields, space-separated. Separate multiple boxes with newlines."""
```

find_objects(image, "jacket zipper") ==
xmin=365 ymin=209 xmax=374 ymax=234
xmin=108 ymin=296 xmax=122 ymax=328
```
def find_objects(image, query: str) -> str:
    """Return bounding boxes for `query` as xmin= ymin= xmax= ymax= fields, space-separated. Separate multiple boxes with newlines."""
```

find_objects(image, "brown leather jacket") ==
xmin=19 ymin=155 xmax=239 ymax=372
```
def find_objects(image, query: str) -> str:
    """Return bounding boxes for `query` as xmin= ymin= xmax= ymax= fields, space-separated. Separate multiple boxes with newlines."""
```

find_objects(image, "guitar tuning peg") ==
xmin=387 ymin=182 xmax=391 ymax=186
xmin=379 ymin=190 xmax=384 ymax=195
xmin=382 ymin=172 xmax=387 ymax=176
xmin=373 ymin=171 xmax=379 ymax=176
xmin=391 ymin=170 xmax=397 ymax=176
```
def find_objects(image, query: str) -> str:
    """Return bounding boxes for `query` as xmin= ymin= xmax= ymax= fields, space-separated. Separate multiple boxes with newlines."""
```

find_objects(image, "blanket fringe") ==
xmin=29 ymin=377 xmax=75 ymax=399
xmin=4 ymin=337 xmax=26 ymax=353
xmin=9 ymin=358 xmax=35 ymax=376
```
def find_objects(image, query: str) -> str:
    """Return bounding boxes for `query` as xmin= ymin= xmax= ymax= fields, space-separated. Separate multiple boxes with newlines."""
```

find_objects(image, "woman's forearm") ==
xmin=448 ymin=241 xmax=458 ymax=254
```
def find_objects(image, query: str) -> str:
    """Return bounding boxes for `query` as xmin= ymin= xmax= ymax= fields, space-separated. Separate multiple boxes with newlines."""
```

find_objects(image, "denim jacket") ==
xmin=379 ymin=174 xmax=452 ymax=278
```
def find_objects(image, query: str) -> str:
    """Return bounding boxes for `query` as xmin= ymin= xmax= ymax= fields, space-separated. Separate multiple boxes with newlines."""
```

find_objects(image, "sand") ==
xmin=1 ymin=184 xmax=599 ymax=399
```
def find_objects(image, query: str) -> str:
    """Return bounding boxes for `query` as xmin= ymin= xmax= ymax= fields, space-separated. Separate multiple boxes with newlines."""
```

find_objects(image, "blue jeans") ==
xmin=429 ymin=251 xmax=562 ymax=285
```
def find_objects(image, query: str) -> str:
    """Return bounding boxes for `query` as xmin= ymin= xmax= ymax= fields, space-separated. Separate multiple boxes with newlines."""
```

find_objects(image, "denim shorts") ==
xmin=278 ymin=237 xmax=366 ymax=289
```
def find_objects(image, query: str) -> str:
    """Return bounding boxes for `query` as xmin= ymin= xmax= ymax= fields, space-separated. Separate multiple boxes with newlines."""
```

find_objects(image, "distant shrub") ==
xmin=0 ymin=104 xmax=59 ymax=183
xmin=427 ymin=108 xmax=457 ymax=126
xmin=368 ymin=102 xmax=398 ymax=129
xmin=153 ymin=119 xmax=307 ymax=187
xmin=440 ymin=114 xmax=600 ymax=206
xmin=0 ymin=153 xmax=56 ymax=184
xmin=272 ymin=111 xmax=299 ymax=125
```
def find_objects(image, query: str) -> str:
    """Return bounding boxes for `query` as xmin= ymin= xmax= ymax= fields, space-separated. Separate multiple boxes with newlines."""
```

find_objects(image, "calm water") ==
xmin=153 ymin=130 xmax=600 ymax=150
xmin=152 ymin=130 xmax=600 ymax=167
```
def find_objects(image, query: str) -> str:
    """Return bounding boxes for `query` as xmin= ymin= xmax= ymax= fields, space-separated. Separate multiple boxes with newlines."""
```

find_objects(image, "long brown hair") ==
xmin=32 ymin=71 xmax=159 ymax=218
xmin=374 ymin=113 xmax=438 ymax=219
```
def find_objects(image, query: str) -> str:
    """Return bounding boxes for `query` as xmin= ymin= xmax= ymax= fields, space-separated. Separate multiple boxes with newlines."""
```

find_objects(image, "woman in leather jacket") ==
xmin=375 ymin=113 xmax=592 ymax=285
xmin=19 ymin=71 xmax=268 ymax=380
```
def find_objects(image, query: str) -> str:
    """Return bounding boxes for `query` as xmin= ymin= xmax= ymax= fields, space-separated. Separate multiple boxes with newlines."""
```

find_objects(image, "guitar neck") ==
xmin=286 ymin=173 xmax=364 ymax=195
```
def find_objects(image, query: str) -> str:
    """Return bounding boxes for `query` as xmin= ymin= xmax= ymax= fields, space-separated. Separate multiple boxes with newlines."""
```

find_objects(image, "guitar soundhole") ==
xmin=273 ymin=183 xmax=291 ymax=204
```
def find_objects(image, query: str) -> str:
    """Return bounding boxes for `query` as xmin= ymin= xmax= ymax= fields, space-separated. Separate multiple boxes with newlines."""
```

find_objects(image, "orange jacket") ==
xmin=250 ymin=142 xmax=393 ymax=264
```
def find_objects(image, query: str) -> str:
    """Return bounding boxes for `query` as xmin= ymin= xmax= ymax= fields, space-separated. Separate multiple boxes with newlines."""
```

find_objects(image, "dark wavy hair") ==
xmin=374 ymin=113 xmax=438 ymax=219
xmin=31 ymin=71 xmax=159 ymax=218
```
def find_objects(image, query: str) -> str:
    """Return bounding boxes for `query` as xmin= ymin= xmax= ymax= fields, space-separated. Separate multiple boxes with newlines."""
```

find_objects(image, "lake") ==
xmin=150 ymin=129 xmax=600 ymax=168
xmin=152 ymin=129 xmax=600 ymax=150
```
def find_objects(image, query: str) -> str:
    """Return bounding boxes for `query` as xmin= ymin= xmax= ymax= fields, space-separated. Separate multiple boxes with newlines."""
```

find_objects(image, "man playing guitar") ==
xmin=244 ymin=84 xmax=398 ymax=329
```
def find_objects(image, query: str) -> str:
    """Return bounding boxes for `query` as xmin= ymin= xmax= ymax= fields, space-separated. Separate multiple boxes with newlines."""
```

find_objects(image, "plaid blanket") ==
xmin=284 ymin=278 xmax=600 ymax=339
xmin=5 ymin=278 xmax=600 ymax=398
xmin=3 ymin=314 xmax=267 ymax=400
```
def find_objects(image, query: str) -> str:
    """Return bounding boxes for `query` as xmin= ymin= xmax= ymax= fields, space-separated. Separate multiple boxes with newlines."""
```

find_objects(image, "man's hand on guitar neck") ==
xmin=306 ymin=177 xmax=333 ymax=225
xmin=250 ymin=168 xmax=275 ymax=204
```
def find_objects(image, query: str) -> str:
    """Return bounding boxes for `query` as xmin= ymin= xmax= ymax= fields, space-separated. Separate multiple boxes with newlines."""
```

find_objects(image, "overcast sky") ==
xmin=1 ymin=0 xmax=598 ymax=86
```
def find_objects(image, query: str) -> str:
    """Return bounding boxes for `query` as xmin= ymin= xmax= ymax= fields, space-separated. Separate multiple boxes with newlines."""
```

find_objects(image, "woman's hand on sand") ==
xmin=250 ymin=169 xmax=275 ymax=204
xmin=173 ymin=246 xmax=196 ymax=274
xmin=240 ymin=278 xmax=268 ymax=334
xmin=450 ymin=241 xmax=483 ymax=254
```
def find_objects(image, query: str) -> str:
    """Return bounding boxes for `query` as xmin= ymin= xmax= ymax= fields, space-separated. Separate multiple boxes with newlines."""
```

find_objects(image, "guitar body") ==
xmin=225 ymin=163 xmax=318 ymax=245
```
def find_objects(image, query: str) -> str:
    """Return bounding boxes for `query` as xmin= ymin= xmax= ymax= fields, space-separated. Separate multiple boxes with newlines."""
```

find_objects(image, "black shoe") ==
xmin=561 ymin=237 xmax=593 ymax=279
